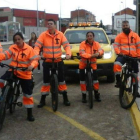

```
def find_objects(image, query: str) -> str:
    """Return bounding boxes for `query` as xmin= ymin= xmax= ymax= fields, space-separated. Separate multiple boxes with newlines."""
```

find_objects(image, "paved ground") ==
xmin=0 ymin=43 xmax=139 ymax=140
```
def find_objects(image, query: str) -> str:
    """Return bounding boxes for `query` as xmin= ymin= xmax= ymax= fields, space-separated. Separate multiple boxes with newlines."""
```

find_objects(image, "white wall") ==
xmin=114 ymin=14 xmax=136 ymax=34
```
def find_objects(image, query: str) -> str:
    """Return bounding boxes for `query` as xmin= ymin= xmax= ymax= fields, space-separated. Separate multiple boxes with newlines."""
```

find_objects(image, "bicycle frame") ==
xmin=119 ymin=55 xmax=140 ymax=109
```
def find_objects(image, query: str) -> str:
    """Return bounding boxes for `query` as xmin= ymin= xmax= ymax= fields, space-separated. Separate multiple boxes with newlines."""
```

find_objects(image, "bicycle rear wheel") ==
xmin=86 ymin=72 xmax=93 ymax=109
xmin=0 ymin=85 xmax=10 ymax=130
xmin=50 ymin=74 xmax=58 ymax=112
xmin=119 ymin=73 xmax=138 ymax=109
xmin=9 ymin=85 xmax=21 ymax=114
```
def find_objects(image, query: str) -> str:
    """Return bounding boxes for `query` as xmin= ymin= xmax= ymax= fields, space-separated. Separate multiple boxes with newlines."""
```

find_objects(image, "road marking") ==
xmin=129 ymin=102 xmax=140 ymax=139
xmin=34 ymin=99 xmax=106 ymax=140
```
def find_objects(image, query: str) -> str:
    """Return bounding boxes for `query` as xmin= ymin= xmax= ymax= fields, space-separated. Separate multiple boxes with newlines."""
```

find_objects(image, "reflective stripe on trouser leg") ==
xmin=93 ymin=80 xmax=99 ymax=91
xmin=80 ymin=81 xmax=86 ymax=94
xmin=41 ymin=83 xmax=50 ymax=95
xmin=114 ymin=62 xmax=122 ymax=75
xmin=58 ymin=81 xmax=67 ymax=93
xmin=132 ymin=76 xmax=139 ymax=85
xmin=23 ymin=96 xmax=34 ymax=108
xmin=0 ymin=79 xmax=5 ymax=88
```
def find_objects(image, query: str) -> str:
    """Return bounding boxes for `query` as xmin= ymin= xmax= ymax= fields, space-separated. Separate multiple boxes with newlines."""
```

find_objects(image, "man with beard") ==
xmin=113 ymin=20 xmax=140 ymax=88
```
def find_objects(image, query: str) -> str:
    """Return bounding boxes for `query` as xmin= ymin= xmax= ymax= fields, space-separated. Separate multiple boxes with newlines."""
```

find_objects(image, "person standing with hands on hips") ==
xmin=79 ymin=31 xmax=104 ymax=103
xmin=34 ymin=19 xmax=71 ymax=108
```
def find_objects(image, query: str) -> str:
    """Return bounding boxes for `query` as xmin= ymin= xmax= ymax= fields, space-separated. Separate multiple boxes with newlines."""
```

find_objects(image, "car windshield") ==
xmin=65 ymin=30 xmax=108 ymax=44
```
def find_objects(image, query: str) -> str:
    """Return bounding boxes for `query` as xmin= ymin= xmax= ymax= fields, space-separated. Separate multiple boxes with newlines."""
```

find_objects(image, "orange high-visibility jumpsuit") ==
xmin=0 ymin=43 xmax=39 ymax=108
xmin=34 ymin=29 xmax=71 ymax=95
xmin=113 ymin=30 xmax=140 ymax=75
xmin=79 ymin=40 xmax=104 ymax=93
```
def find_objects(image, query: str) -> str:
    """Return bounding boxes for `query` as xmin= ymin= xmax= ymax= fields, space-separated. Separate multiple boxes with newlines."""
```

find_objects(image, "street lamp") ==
xmin=59 ymin=0 xmax=61 ymax=31
xmin=77 ymin=7 xmax=80 ymax=23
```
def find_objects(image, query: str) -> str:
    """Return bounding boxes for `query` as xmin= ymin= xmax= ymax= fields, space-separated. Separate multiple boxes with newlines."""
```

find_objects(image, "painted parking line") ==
xmin=129 ymin=102 xmax=140 ymax=139
xmin=34 ymin=99 xmax=106 ymax=140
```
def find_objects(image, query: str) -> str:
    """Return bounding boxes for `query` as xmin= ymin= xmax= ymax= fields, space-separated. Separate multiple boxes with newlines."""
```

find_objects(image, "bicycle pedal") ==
xmin=17 ymin=102 xmax=22 ymax=107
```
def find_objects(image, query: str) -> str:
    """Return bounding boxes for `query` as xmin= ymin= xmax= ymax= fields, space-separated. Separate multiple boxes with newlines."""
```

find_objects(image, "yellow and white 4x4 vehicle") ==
xmin=62 ymin=22 xmax=116 ymax=83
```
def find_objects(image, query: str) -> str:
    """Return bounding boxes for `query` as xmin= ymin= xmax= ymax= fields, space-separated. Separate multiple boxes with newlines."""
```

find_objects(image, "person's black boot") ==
xmin=82 ymin=93 xmax=87 ymax=103
xmin=115 ymin=74 xmax=121 ymax=88
xmin=27 ymin=108 xmax=35 ymax=122
xmin=94 ymin=91 xmax=101 ymax=102
xmin=37 ymin=95 xmax=46 ymax=108
xmin=63 ymin=91 xmax=70 ymax=106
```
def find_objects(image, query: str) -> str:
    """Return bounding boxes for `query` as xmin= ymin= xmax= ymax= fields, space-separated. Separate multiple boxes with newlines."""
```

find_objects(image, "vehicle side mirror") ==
xmin=111 ymin=39 xmax=115 ymax=44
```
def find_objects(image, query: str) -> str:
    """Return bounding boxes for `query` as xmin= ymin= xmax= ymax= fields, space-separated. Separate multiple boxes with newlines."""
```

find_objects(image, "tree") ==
xmin=99 ymin=20 xmax=105 ymax=30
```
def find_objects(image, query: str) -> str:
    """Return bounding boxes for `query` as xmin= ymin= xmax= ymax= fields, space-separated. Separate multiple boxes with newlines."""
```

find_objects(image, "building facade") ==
xmin=0 ymin=7 xmax=59 ymax=39
xmin=71 ymin=9 xmax=96 ymax=23
xmin=113 ymin=8 xmax=136 ymax=34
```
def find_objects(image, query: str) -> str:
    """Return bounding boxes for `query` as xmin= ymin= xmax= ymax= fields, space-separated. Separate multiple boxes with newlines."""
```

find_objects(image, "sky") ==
xmin=0 ymin=0 xmax=136 ymax=25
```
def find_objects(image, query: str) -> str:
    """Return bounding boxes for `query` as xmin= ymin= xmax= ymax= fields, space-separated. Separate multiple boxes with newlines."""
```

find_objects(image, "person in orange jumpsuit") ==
xmin=0 ymin=32 xmax=39 ymax=121
xmin=113 ymin=20 xmax=140 ymax=88
xmin=34 ymin=19 xmax=71 ymax=107
xmin=0 ymin=42 xmax=3 ymax=52
xmin=79 ymin=31 xmax=104 ymax=103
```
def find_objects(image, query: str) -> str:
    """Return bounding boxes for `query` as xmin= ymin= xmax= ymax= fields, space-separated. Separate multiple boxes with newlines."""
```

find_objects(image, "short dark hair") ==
xmin=48 ymin=19 xmax=56 ymax=25
xmin=86 ymin=31 xmax=95 ymax=37
xmin=122 ymin=20 xmax=129 ymax=24
xmin=13 ymin=32 xmax=24 ymax=43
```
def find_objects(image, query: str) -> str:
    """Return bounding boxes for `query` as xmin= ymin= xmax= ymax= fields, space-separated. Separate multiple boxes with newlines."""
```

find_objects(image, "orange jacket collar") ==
xmin=13 ymin=42 xmax=28 ymax=51
xmin=45 ymin=29 xmax=59 ymax=36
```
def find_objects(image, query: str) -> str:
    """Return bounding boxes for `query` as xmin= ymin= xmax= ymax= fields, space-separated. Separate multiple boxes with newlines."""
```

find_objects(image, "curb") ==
xmin=130 ymin=102 xmax=140 ymax=139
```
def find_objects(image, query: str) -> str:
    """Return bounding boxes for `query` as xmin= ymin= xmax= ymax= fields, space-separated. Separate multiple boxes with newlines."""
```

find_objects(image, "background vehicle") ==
xmin=62 ymin=22 xmax=116 ymax=83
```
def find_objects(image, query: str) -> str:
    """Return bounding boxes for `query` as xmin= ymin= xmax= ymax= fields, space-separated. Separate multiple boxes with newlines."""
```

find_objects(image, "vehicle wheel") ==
xmin=0 ymin=85 xmax=10 ymax=130
xmin=119 ymin=73 xmax=138 ymax=109
xmin=86 ymin=72 xmax=93 ymax=109
xmin=50 ymin=74 xmax=58 ymax=112
xmin=9 ymin=85 xmax=20 ymax=114
xmin=107 ymin=74 xmax=115 ymax=83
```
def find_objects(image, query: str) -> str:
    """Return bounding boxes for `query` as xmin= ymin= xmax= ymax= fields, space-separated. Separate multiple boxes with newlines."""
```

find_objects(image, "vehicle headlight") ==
xmin=61 ymin=53 xmax=66 ymax=58
xmin=103 ymin=51 xmax=112 ymax=59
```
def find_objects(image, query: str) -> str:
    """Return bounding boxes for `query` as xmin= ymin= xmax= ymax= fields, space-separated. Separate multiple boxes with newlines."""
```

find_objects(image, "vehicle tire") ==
xmin=50 ymin=74 xmax=58 ymax=112
xmin=0 ymin=85 xmax=10 ymax=130
xmin=86 ymin=72 xmax=93 ymax=109
xmin=107 ymin=73 xmax=115 ymax=83
xmin=9 ymin=85 xmax=21 ymax=114
xmin=119 ymin=73 xmax=138 ymax=109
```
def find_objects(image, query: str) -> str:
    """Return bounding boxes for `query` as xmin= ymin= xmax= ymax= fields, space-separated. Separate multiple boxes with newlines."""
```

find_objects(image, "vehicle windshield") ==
xmin=65 ymin=30 xmax=108 ymax=44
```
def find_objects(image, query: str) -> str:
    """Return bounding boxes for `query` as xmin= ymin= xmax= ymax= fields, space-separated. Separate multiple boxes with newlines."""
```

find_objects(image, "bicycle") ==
xmin=41 ymin=57 xmax=63 ymax=112
xmin=73 ymin=56 xmax=94 ymax=109
xmin=0 ymin=63 xmax=27 ymax=130
xmin=119 ymin=55 xmax=140 ymax=109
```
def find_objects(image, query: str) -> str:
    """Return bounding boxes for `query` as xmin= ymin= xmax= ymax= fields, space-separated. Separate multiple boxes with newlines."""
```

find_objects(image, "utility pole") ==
xmin=136 ymin=0 xmax=139 ymax=34
xmin=125 ymin=0 xmax=126 ymax=20
xmin=37 ymin=0 xmax=39 ymax=37
xmin=59 ymin=0 xmax=61 ymax=31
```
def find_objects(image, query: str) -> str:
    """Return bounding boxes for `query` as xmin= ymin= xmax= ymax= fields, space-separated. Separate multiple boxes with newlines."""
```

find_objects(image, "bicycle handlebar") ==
xmin=118 ymin=54 xmax=140 ymax=61
xmin=0 ymin=63 xmax=28 ymax=71
xmin=41 ymin=57 xmax=66 ymax=61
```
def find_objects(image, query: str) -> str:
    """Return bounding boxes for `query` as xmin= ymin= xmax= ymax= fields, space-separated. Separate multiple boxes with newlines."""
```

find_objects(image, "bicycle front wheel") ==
xmin=86 ymin=72 xmax=93 ymax=109
xmin=50 ymin=74 xmax=58 ymax=112
xmin=9 ymin=85 xmax=21 ymax=114
xmin=119 ymin=73 xmax=138 ymax=109
xmin=0 ymin=85 xmax=10 ymax=130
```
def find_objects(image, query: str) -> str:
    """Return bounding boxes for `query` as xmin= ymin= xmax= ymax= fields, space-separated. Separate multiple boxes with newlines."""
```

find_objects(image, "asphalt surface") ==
xmin=0 ymin=44 xmax=139 ymax=140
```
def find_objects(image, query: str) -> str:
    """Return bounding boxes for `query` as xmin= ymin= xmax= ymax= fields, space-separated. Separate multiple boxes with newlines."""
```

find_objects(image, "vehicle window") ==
xmin=65 ymin=30 xmax=108 ymax=44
